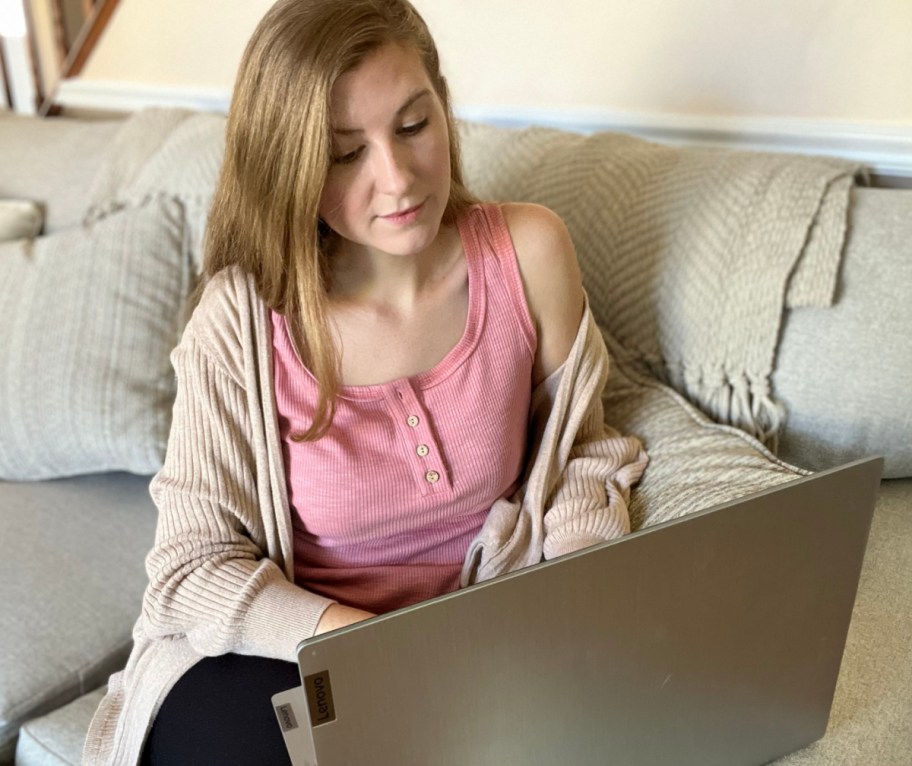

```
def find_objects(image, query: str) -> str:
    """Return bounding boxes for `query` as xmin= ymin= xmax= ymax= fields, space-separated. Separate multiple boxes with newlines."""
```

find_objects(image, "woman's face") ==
xmin=319 ymin=44 xmax=452 ymax=259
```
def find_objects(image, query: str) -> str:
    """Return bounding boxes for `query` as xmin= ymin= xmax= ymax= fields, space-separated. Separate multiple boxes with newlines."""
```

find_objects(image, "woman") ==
xmin=84 ymin=0 xmax=647 ymax=763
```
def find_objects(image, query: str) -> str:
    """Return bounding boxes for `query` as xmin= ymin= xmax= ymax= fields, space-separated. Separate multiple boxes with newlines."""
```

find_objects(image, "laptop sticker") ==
xmin=304 ymin=670 xmax=337 ymax=726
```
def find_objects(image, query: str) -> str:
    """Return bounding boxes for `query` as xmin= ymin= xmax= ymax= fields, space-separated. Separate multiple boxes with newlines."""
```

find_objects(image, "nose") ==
xmin=372 ymin=141 xmax=413 ymax=196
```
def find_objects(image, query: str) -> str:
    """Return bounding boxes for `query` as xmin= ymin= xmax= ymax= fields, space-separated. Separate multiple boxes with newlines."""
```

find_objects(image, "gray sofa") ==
xmin=1 ymin=109 xmax=909 ymax=765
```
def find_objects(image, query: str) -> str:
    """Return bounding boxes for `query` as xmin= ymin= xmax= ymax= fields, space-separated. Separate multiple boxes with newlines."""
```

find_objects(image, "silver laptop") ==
xmin=273 ymin=457 xmax=882 ymax=766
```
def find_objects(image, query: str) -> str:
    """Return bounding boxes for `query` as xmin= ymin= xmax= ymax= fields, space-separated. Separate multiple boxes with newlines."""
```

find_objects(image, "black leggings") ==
xmin=140 ymin=654 xmax=300 ymax=766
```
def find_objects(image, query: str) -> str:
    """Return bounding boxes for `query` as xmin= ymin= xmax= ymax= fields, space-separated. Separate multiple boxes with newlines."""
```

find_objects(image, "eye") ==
xmin=398 ymin=118 xmax=429 ymax=136
xmin=332 ymin=147 xmax=363 ymax=165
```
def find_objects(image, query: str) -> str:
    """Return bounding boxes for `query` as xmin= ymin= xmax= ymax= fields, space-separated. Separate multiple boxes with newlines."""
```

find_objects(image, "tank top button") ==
xmin=416 ymin=444 xmax=429 ymax=457
xmin=407 ymin=415 xmax=420 ymax=427
xmin=425 ymin=470 xmax=440 ymax=484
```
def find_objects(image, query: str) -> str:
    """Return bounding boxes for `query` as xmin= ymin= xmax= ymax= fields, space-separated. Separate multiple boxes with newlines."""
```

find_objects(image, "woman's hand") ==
xmin=314 ymin=603 xmax=376 ymax=635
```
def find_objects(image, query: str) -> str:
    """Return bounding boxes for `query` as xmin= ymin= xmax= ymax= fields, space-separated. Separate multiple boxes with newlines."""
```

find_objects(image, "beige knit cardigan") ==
xmin=82 ymin=266 xmax=647 ymax=765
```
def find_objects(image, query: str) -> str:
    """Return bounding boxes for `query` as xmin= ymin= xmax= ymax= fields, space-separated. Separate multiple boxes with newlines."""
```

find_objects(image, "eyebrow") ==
xmin=332 ymin=89 xmax=432 ymax=135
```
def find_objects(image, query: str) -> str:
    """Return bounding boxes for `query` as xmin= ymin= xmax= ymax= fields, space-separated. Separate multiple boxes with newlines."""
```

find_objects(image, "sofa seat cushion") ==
xmin=14 ymin=688 xmax=105 ymax=766
xmin=0 ymin=473 xmax=157 ymax=760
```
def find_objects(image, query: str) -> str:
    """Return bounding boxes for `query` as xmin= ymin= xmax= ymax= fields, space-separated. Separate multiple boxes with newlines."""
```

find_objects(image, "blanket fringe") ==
xmin=671 ymin=365 xmax=784 ymax=452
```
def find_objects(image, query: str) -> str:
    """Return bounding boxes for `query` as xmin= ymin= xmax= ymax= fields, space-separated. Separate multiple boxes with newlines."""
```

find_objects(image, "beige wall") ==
xmin=80 ymin=0 xmax=912 ymax=125
xmin=82 ymin=0 xmax=267 ymax=89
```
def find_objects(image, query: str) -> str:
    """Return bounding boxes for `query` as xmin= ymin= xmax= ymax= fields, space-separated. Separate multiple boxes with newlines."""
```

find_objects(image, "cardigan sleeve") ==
xmin=534 ymin=310 xmax=649 ymax=560
xmin=539 ymin=380 xmax=648 ymax=559
xmin=142 ymin=333 xmax=335 ymax=661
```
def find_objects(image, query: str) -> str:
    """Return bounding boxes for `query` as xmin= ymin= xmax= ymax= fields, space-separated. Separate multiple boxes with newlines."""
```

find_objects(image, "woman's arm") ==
xmin=314 ymin=603 xmax=375 ymax=635
xmin=503 ymin=202 xmax=586 ymax=384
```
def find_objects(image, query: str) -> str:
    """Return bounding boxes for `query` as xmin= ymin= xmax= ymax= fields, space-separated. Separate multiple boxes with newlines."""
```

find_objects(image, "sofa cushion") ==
xmin=15 ymin=688 xmax=105 ymax=766
xmin=0 ymin=197 xmax=192 ymax=480
xmin=0 ymin=114 xmax=123 ymax=234
xmin=774 ymin=187 xmax=912 ymax=478
xmin=0 ymin=200 xmax=42 ymax=242
xmin=0 ymin=473 xmax=157 ymax=760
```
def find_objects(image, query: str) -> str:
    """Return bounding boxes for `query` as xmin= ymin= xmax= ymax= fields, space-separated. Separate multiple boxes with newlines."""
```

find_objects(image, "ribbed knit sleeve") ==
xmin=143 ymin=335 xmax=335 ymax=661
xmin=541 ymin=390 xmax=648 ymax=559
xmin=461 ymin=302 xmax=648 ymax=585
xmin=533 ymin=310 xmax=648 ymax=559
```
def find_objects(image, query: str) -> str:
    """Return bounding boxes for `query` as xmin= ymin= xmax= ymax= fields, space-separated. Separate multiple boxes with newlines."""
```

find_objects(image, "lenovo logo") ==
xmin=304 ymin=671 xmax=337 ymax=727
xmin=275 ymin=702 xmax=298 ymax=732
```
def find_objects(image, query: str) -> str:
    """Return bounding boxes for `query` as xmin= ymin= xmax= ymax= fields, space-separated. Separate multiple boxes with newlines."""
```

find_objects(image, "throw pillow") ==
xmin=0 ymin=200 xmax=43 ymax=241
xmin=0 ymin=197 xmax=191 ymax=479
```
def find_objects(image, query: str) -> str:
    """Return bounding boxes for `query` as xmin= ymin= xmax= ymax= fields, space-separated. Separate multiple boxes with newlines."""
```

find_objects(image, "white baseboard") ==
xmin=55 ymin=79 xmax=912 ymax=184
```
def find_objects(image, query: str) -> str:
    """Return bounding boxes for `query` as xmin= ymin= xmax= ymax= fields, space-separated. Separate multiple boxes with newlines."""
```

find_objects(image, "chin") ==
xmin=382 ymin=229 xmax=440 ymax=258
xmin=376 ymin=205 xmax=446 ymax=255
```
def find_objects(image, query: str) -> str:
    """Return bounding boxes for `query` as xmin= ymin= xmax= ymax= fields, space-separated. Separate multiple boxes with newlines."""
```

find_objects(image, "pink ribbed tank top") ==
xmin=271 ymin=204 xmax=536 ymax=614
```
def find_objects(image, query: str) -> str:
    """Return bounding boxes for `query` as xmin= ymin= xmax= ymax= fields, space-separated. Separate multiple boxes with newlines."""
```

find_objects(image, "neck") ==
xmin=329 ymin=224 xmax=461 ymax=310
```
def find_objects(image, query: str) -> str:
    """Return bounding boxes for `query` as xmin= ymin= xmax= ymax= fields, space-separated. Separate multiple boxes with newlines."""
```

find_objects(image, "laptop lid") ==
xmin=280 ymin=457 xmax=882 ymax=766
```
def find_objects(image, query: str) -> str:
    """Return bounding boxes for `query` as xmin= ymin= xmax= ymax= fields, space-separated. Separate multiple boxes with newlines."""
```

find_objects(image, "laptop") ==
xmin=273 ymin=457 xmax=882 ymax=766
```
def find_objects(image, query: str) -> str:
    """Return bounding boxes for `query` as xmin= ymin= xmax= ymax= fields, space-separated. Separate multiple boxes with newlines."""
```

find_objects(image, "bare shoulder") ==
xmin=501 ymin=202 xmax=585 ymax=382
xmin=501 ymin=202 xmax=575 ymax=273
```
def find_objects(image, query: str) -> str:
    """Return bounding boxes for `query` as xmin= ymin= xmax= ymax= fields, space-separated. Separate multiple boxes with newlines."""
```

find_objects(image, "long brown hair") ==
xmin=203 ymin=0 xmax=476 ymax=440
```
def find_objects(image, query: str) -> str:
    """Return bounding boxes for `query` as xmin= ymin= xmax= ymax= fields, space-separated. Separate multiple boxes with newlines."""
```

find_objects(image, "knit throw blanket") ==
xmin=458 ymin=121 xmax=861 ymax=450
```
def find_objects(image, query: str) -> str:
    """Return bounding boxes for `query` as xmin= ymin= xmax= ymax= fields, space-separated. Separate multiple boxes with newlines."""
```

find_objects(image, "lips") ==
xmin=380 ymin=200 xmax=426 ymax=224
